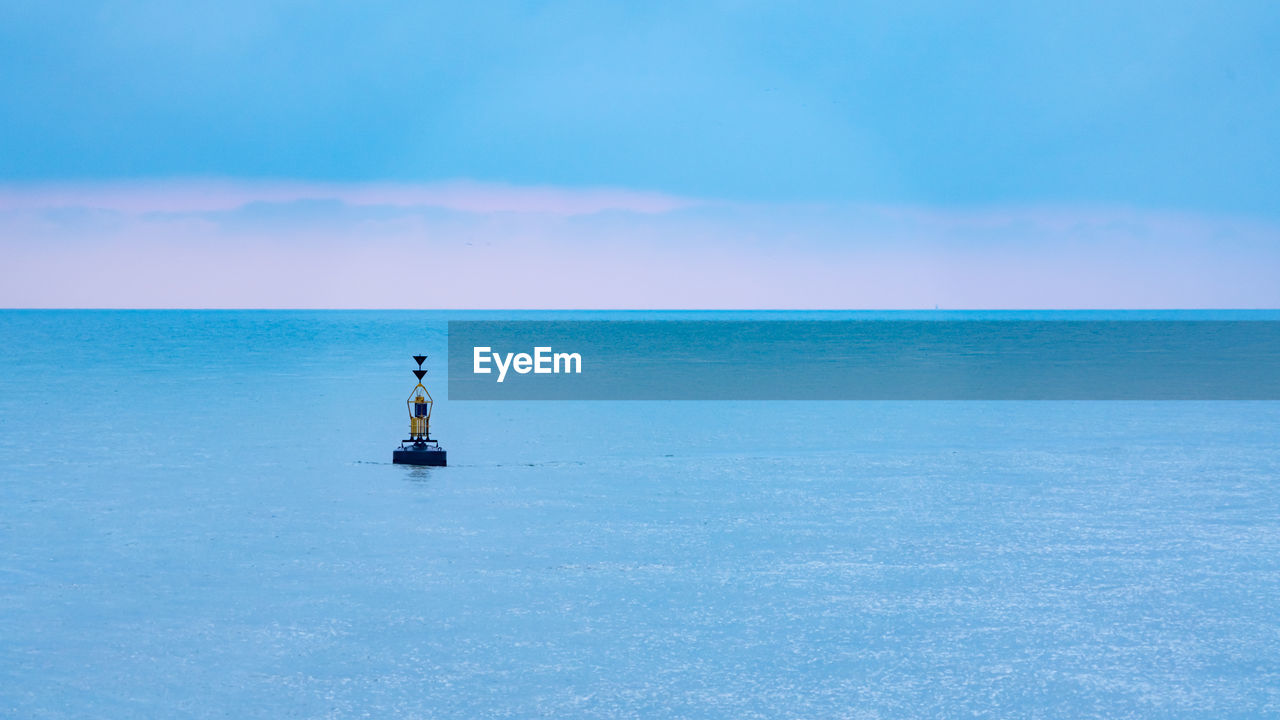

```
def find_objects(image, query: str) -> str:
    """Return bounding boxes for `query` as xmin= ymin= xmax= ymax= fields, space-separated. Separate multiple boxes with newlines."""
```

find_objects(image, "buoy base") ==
xmin=393 ymin=442 xmax=447 ymax=466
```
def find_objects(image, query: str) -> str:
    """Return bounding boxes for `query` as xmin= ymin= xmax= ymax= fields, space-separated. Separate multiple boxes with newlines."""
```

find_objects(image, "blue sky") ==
xmin=2 ymin=2 xmax=1278 ymax=307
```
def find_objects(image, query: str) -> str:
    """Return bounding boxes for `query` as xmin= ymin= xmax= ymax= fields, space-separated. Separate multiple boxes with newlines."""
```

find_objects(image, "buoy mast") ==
xmin=408 ymin=354 xmax=434 ymax=442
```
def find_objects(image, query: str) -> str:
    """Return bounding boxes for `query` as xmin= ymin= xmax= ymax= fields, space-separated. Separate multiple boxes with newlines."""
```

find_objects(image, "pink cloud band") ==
xmin=1 ymin=180 xmax=1277 ymax=309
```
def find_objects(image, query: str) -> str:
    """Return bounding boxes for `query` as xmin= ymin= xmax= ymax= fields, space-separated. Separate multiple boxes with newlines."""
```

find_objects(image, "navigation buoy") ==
xmin=392 ymin=354 xmax=447 ymax=466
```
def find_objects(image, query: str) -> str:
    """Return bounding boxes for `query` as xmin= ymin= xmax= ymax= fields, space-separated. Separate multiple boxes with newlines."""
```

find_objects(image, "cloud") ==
xmin=0 ymin=180 xmax=696 ymax=217
xmin=1 ymin=181 xmax=1277 ymax=309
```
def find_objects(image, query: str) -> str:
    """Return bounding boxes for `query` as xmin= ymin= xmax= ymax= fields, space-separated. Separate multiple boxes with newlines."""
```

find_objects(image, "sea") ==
xmin=2 ymin=310 xmax=1278 ymax=718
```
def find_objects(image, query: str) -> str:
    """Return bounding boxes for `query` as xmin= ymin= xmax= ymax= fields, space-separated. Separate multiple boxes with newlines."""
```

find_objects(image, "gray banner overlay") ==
xmin=447 ymin=320 xmax=1280 ymax=400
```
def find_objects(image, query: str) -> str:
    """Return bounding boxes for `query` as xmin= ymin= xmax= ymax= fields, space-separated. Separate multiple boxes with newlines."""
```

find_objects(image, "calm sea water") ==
xmin=2 ymin=311 xmax=1278 ymax=718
